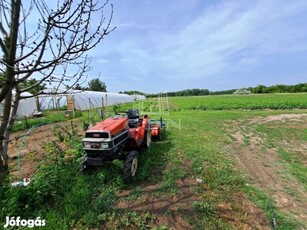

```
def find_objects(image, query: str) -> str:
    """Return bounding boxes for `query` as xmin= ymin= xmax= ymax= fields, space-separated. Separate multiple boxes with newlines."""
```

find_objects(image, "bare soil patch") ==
xmin=228 ymin=114 xmax=307 ymax=226
xmin=248 ymin=113 xmax=307 ymax=125
xmin=114 ymin=178 xmax=271 ymax=230
xmin=7 ymin=120 xmax=84 ymax=179
xmin=217 ymin=193 xmax=271 ymax=230
xmin=114 ymin=178 xmax=198 ymax=229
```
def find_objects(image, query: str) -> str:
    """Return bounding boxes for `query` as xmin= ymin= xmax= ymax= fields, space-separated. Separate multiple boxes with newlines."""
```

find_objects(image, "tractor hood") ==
xmin=87 ymin=117 xmax=128 ymax=136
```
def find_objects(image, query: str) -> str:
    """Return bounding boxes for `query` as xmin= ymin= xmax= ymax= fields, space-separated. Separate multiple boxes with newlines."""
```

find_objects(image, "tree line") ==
xmin=251 ymin=83 xmax=307 ymax=94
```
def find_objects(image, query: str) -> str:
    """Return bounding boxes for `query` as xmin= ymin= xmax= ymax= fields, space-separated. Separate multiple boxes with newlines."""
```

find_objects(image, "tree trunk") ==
xmin=0 ymin=90 xmax=20 ymax=182
xmin=0 ymin=0 xmax=21 ymax=103
xmin=5 ymin=90 xmax=20 ymax=152
xmin=0 ymin=91 xmax=12 ymax=180
xmin=0 ymin=0 xmax=21 ymax=182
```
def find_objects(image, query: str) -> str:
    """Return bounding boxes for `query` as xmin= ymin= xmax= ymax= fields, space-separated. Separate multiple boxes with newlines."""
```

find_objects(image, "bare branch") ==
xmin=0 ymin=0 xmax=11 ymax=35
xmin=0 ymin=22 xmax=8 ymax=36
xmin=11 ymin=0 xmax=115 ymax=83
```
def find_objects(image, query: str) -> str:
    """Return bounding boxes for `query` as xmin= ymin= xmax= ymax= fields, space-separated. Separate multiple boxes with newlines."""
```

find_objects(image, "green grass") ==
xmin=12 ymin=112 xmax=69 ymax=132
xmin=243 ymin=184 xmax=299 ymax=229
xmin=169 ymin=93 xmax=307 ymax=110
xmin=278 ymin=148 xmax=307 ymax=190
xmin=254 ymin=122 xmax=307 ymax=190
xmin=3 ymin=94 xmax=307 ymax=229
xmin=169 ymin=109 xmax=304 ymax=229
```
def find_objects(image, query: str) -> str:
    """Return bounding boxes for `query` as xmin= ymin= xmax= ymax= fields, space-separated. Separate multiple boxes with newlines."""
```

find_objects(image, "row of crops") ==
xmin=169 ymin=93 xmax=307 ymax=110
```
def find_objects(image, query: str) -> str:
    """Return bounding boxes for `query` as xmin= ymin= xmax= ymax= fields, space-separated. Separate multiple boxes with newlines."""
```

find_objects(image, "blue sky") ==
xmin=42 ymin=1 xmax=307 ymax=92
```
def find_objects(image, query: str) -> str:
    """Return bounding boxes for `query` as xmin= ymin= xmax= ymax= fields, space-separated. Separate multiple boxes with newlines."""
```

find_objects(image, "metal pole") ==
xmin=105 ymin=94 xmax=108 ymax=117
xmin=102 ymin=97 xmax=104 ymax=119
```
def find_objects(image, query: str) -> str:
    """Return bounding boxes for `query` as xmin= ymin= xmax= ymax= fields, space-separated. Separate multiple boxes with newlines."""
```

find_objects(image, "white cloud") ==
xmin=126 ymin=76 xmax=144 ymax=81
xmin=110 ymin=23 xmax=135 ymax=28
xmin=97 ymin=59 xmax=110 ymax=64
xmin=155 ymin=0 xmax=307 ymax=79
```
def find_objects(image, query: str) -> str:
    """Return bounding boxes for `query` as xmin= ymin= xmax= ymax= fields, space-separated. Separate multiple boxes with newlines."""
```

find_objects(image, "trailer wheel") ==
xmin=123 ymin=151 xmax=138 ymax=183
xmin=158 ymin=129 xmax=162 ymax=140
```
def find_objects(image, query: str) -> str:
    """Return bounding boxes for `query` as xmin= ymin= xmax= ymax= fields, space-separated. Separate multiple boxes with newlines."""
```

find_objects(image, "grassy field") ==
xmin=1 ymin=94 xmax=307 ymax=229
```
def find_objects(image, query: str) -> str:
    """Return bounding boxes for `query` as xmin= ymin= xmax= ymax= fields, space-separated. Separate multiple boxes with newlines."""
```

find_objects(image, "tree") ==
xmin=0 ymin=0 xmax=115 ymax=176
xmin=122 ymin=90 xmax=146 ymax=96
xmin=252 ymin=85 xmax=267 ymax=94
xmin=88 ymin=78 xmax=107 ymax=92
xmin=19 ymin=79 xmax=47 ymax=95
xmin=73 ymin=83 xmax=88 ymax=91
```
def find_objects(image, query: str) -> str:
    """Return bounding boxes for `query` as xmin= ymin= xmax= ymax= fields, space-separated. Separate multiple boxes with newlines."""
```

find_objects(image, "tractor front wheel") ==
xmin=123 ymin=151 xmax=139 ymax=183
xmin=80 ymin=161 xmax=90 ymax=173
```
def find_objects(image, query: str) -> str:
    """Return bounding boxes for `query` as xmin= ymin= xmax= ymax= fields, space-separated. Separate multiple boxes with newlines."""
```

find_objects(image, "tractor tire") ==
xmin=80 ymin=157 xmax=91 ymax=173
xmin=142 ymin=129 xmax=151 ymax=148
xmin=80 ymin=162 xmax=89 ymax=173
xmin=123 ymin=150 xmax=139 ymax=184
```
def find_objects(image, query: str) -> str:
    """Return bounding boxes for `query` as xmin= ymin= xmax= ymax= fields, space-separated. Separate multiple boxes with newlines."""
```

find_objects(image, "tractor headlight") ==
xmin=100 ymin=143 xmax=109 ymax=149
xmin=83 ymin=141 xmax=91 ymax=148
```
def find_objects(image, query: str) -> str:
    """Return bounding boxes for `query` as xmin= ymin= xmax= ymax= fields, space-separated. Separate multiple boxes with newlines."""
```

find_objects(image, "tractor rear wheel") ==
xmin=123 ymin=150 xmax=139 ymax=183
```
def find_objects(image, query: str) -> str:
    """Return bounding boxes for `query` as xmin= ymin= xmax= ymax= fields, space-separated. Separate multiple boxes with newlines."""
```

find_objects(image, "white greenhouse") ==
xmin=39 ymin=90 xmax=134 ymax=111
xmin=17 ymin=92 xmax=38 ymax=118
xmin=131 ymin=94 xmax=146 ymax=101
xmin=1 ymin=90 xmax=135 ymax=119
xmin=0 ymin=91 xmax=37 ymax=118
xmin=69 ymin=90 xmax=133 ymax=110
xmin=39 ymin=94 xmax=67 ymax=110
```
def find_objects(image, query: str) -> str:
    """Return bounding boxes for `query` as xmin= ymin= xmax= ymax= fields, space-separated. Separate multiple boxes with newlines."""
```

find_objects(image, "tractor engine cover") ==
xmin=82 ymin=117 xmax=129 ymax=157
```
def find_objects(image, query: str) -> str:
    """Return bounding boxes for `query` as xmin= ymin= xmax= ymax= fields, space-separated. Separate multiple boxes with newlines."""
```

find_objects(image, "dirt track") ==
xmin=228 ymin=114 xmax=307 ymax=226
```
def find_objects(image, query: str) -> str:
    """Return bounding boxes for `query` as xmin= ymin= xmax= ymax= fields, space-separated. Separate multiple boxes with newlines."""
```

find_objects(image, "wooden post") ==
xmin=67 ymin=95 xmax=75 ymax=118
xmin=35 ymin=96 xmax=40 ymax=111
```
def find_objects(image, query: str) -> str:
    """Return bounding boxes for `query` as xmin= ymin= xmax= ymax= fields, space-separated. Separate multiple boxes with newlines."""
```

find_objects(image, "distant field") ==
xmin=169 ymin=93 xmax=307 ymax=110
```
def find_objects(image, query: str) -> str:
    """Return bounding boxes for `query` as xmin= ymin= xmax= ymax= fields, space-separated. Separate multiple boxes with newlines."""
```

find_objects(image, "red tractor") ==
xmin=81 ymin=109 xmax=160 ymax=183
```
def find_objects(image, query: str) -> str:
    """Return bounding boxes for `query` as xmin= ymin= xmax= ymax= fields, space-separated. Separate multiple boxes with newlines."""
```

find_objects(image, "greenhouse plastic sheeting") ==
xmin=17 ymin=92 xmax=37 ymax=117
xmin=0 ymin=91 xmax=37 ymax=118
xmin=39 ymin=95 xmax=67 ymax=110
xmin=39 ymin=90 xmax=134 ymax=111
xmin=72 ymin=91 xmax=134 ymax=110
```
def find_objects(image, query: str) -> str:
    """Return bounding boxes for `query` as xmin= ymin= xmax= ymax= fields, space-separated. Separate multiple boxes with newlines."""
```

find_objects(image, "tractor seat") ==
xmin=126 ymin=109 xmax=139 ymax=119
xmin=128 ymin=118 xmax=139 ymax=128
xmin=126 ymin=109 xmax=140 ymax=128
